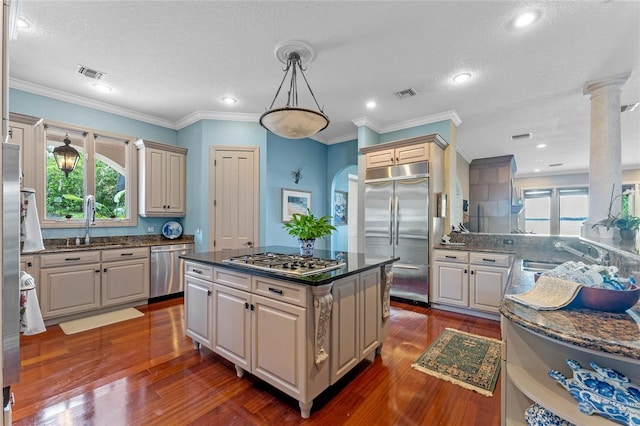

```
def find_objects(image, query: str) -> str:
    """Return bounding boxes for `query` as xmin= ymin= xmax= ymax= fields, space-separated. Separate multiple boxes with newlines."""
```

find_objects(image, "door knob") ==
xmin=243 ymin=241 xmax=253 ymax=248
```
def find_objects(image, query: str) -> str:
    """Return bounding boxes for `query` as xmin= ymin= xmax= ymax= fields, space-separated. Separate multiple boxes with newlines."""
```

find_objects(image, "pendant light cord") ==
xmin=266 ymin=52 xmax=325 ymax=114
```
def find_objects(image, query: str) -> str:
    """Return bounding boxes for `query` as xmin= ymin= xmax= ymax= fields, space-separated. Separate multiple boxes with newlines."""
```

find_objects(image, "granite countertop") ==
xmin=435 ymin=243 xmax=516 ymax=254
xmin=180 ymin=245 xmax=399 ymax=286
xmin=26 ymin=235 xmax=195 ymax=254
xmin=500 ymin=258 xmax=640 ymax=360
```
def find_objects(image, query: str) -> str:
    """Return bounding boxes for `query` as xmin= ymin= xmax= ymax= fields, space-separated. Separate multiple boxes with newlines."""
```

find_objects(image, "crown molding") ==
xmin=175 ymin=110 xmax=260 ymax=129
xmin=351 ymin=117 xmax=383 ymax=133
xmin=9 ymin=78 xmax=178 ymax=129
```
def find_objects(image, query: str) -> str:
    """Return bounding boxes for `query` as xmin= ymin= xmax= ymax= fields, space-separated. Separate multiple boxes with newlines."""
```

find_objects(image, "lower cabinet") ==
xmin=432 ymin=249 xmax=511 ymax=315
xmin=184 ymin=262 xmax=385 ymax=419
xmin=39 ymin=248 xmax=150 ymax=320
xmin=184 ymin=274 xmax=213 ymax=348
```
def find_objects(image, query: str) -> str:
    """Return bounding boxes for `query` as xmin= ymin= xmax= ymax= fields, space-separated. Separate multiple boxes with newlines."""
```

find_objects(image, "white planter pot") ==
xmin=299 ymin=238 xmax=315 ymax=257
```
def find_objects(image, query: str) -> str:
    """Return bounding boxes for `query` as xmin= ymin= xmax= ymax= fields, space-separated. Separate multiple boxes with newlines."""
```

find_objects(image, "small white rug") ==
xmin=59 ymin=308 xmax=144 ymax=335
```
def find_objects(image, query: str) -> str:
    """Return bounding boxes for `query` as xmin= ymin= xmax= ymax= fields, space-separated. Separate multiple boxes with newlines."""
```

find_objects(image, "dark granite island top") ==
xmin=501 ymin=259 xmax=640 ymax=360
xmin=180 ymin=245 xmax=399 ymax=285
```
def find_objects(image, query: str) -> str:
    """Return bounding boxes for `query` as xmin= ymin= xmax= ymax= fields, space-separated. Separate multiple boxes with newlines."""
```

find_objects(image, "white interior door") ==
xmin=210 ymin=146 xmax=259 ymax=251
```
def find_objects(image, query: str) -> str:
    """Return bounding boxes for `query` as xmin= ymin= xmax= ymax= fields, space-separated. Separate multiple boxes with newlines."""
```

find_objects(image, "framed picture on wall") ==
xmin=334 ymin=191 xmax=347 ymax=225
xmin=282 ymin=188 xmax=311 ymax=222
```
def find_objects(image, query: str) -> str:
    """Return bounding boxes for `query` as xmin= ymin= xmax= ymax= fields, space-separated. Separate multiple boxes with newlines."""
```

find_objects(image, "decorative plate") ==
xmin=162 ymin=221 xmax=183 ymax=239
xmin=549 ymin=359 xmax=640 ymax=425
xmin=525 ymin=403 xmax=575 ymax=426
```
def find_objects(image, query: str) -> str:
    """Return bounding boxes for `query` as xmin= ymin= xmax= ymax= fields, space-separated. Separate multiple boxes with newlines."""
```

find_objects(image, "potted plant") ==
xmin=283 ymin=208 xmax=336 ymax=257
xmin=591 ymin=184 xmax=634 ymax=237
xmin=614 ymin=215 xmax=640 ymax=240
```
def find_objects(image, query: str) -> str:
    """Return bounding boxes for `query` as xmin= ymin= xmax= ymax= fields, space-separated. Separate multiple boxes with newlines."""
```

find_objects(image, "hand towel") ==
xmin=20 ymin=271 xmax=46 ymax=335
xmin=506 ymin=275 xmax=582 ymax=311
xmin=20 ymin=189 xmax=45 ymax=253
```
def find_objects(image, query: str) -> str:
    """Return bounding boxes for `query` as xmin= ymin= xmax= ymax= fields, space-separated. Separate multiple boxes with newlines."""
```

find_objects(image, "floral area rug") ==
xmin=411 ymin=327 xmax=502 ymax=397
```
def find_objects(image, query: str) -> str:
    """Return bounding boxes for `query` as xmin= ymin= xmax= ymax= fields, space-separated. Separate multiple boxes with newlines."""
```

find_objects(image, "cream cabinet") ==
xmin=184 ymin=261 xmax=386 ymax=419
xmin=135 ymin=139 xmax=187 ymax=217
xmin=101 ymin=247 xmax=150 ymax=306
xmin=330 ymin=268 xmax=380 ymax=384
xmin=432 ymin=250 xmax=511 ymax=315
xmin=9 ymin=116 xmax=39 ymax=188
xmin=39 ymin=248 xmax=150 ymax=320
xmin=364 ymin=143 xmax=429 ymax=169
xmin=39 ymin=251 xmax=102 ymax=318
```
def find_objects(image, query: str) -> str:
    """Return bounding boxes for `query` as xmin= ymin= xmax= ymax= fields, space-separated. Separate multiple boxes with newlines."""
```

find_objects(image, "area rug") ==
xmin=59 ymin=308 xmax=144 ymax=335
xmin=411 ymin=328 xmax=502 ymax=397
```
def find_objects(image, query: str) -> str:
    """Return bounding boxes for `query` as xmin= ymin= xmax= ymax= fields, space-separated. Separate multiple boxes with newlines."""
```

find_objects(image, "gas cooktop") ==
xmin=222 ymin=252 xmax=345 ymax=277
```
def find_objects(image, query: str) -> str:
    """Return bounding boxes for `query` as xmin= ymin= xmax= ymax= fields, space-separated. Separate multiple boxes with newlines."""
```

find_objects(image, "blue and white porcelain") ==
xmin=162 ymin=221 xmax=183 ymax=239
xmin=525 ymin=403 xmax=574 ymax=426
xmin=548 ymin=359 xmax=640 ymax=425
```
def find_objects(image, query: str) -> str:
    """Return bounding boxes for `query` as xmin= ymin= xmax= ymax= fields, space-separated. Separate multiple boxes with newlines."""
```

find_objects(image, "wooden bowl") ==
xmin=577 ymin=284 xmax=640 ymax=313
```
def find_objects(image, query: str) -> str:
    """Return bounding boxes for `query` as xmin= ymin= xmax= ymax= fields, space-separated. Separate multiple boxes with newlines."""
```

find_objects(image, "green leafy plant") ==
xmin=282 ymin=208 xmax=336 ymax=240
xmin=592 ymin=184 xmax=635 ymax=230
xmin=615 ymin=215 xmax=640 ymax=232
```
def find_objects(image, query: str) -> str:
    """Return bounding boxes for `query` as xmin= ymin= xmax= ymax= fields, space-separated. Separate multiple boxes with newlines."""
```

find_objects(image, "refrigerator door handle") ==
xmin=394 ymin=263 xmax=420 ymax=270
xmin=394 ymin=195 xmax=399 ymax=246
xmin=388 ymin=196 xmax=393 ymax=245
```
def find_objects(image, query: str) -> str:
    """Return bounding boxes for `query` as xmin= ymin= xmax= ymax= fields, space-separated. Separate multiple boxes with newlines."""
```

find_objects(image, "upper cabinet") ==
xmin=360 ymin=133 xmax=448 ymax=170
xmin=135 ymin=139 xmax=188 ymax=217
xmin=9 ymin=113 xmax=41 ymax=188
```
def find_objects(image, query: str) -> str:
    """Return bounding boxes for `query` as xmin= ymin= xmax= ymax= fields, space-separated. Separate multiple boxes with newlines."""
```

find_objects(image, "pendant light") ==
xmin=260 ymin=41 xmax=329 ymax=139
xmin=53 ymin=133 xmax=80 ymax=177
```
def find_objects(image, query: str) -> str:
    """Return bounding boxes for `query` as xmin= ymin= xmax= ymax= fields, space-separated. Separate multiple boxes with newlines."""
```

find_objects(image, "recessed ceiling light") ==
xmin=512 ymin=10 xmax=540 ymax=29
xmin=92 ymin=83 xmax=112 ymax=93
xmin=222 ymin=96 xmax=237 ymax=105
xmin=16 ymin=17 xmax=30 ymax=30
xmin=533 ymin=168 xmax=540 ymax=173
xmin=452 ymin=73 xmax=472 ymax=84
xmin=536 ymin=143 xmax=547 ymax=149
xmin=366 ymin=101 xmax=376 ymax=109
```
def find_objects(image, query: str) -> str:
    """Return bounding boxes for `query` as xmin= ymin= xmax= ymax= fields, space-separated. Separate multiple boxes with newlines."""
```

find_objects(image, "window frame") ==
xmin=34 ymin=120 xmax=138 ymax=229
xmin=523 ymin=186 xmax=589 ymax=236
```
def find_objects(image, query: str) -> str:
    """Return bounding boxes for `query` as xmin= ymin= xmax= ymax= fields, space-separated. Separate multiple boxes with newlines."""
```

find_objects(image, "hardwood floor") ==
xmin=11 ymin=298 xmax=501 ymax=425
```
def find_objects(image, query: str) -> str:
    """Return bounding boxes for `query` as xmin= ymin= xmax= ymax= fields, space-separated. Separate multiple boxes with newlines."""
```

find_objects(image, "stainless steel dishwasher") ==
xmin=150 ymin=243 xmax=194 ymax=299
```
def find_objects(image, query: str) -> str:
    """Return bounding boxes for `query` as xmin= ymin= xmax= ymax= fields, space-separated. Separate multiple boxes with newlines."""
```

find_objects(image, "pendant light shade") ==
xmin=260 ymin=44 xmax=329 ymax=139
xmin=53 ymin=134 xmax=80 ymax=177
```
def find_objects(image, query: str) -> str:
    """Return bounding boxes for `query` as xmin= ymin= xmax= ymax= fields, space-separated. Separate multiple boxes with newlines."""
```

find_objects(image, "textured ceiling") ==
xmin=9 ymin=1 xmax=640 ymax=177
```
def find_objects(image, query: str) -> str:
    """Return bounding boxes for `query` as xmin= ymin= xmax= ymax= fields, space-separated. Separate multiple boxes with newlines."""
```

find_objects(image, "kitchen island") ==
xmin=180 ymin=246 xmax=398 ymax=418
xmin=500 ymin=260 xmax=640 ymax=425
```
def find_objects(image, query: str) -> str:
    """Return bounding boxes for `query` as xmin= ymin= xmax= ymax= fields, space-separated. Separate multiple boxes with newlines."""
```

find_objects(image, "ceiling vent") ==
xmin=621 ymin=103 xmax=639 ymax=113
xmin=76 ymin=65 xmax=105 ymax=80
xmin=394 ymin=88 xmax=417 ymax=100
xmin=510 ymin=133 xmax=532 ymax=141
xmin=549 ymin=163 xmax=563 ymax=167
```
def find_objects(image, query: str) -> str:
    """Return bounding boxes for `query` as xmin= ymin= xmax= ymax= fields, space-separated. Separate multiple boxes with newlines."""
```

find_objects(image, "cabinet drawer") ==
xmin=40 ymin=251 xmax=101 ymax=268
xmin=213 ymin=267 xmax=251 ymax=291
xmin=185 ymin=261 xmax=214 ymax=281
xmin=101 ymin=247 xmax=149 ymax=262
xmin=433 ymin=250 xmax=469 ymax=263
xmin=253 ymin=276 xmax=307 ymax=308
xmin=469 ymin=252 xmax=511 ymax=268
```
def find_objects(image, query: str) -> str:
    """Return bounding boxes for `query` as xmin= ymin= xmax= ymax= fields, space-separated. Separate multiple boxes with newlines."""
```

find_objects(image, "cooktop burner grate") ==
xmin=222 ymin=252 xmax=345 ymax=276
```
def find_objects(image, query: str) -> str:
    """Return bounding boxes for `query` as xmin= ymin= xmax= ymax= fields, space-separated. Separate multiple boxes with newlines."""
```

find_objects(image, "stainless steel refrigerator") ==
xmin=364 ymin=162 xmax=430 ymax=304
xmin=3 ymin=143 xmax=21 ymax=409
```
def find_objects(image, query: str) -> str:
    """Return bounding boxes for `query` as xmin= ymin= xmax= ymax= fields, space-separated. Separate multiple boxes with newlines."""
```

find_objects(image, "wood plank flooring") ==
xmin=11 ymin=298 xmax=501 ymax=425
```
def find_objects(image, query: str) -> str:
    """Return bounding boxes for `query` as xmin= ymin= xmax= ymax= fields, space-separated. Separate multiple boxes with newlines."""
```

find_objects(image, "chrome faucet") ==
xmin=553 ymin=241 xmax=609 ymax=265
xmin=84 ymin=195 xmax=96 ymax=245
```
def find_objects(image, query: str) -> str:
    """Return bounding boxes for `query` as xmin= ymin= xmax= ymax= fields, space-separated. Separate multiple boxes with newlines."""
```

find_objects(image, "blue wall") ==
xmin=10 ymin=89 xmax=180 ymax=239
xmin=10 ymin=89 xmax=357 ymax=252
xmin=266 ymin=134 xmax=330 ymax=249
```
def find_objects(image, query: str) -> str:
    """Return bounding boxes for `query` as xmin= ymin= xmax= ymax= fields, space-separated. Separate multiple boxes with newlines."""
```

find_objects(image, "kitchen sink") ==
xmin=522 ymin=259 xmax=563 ymax=272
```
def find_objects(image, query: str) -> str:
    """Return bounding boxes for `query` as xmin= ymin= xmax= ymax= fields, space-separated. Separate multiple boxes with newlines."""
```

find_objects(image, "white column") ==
xmin=583 ymin=73 xmax=630 ymax=238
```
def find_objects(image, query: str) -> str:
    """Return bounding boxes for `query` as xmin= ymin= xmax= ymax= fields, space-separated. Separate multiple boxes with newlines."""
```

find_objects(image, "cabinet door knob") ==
xmin=207 ymin=290 xmax=212 ymax=296
xmin=470 ymin=270 xmax=475 ymax=275
xmin=95 ymin=270 xmax=100 ymax=273
xmin=250 ymin=304 xmax=255 ymax=311
xmin=464 ymin=269 xmax=467 ymax=274
xmin=27 ymin=262 xmax=32 ymax=267
xmin=103 ymin=268 xmax=107 ymax=272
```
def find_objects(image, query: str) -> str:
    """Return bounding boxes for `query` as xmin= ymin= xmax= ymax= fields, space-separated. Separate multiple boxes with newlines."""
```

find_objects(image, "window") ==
xmin=558 ymin=188 xmax=588 ymax=235
xmin=523 ymin=187 xmax=588 ymax=236
xmin=37 ymin=121 xmax=137 ymax=228
xmin=523 ymin=189 xmax=551 ymax=234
